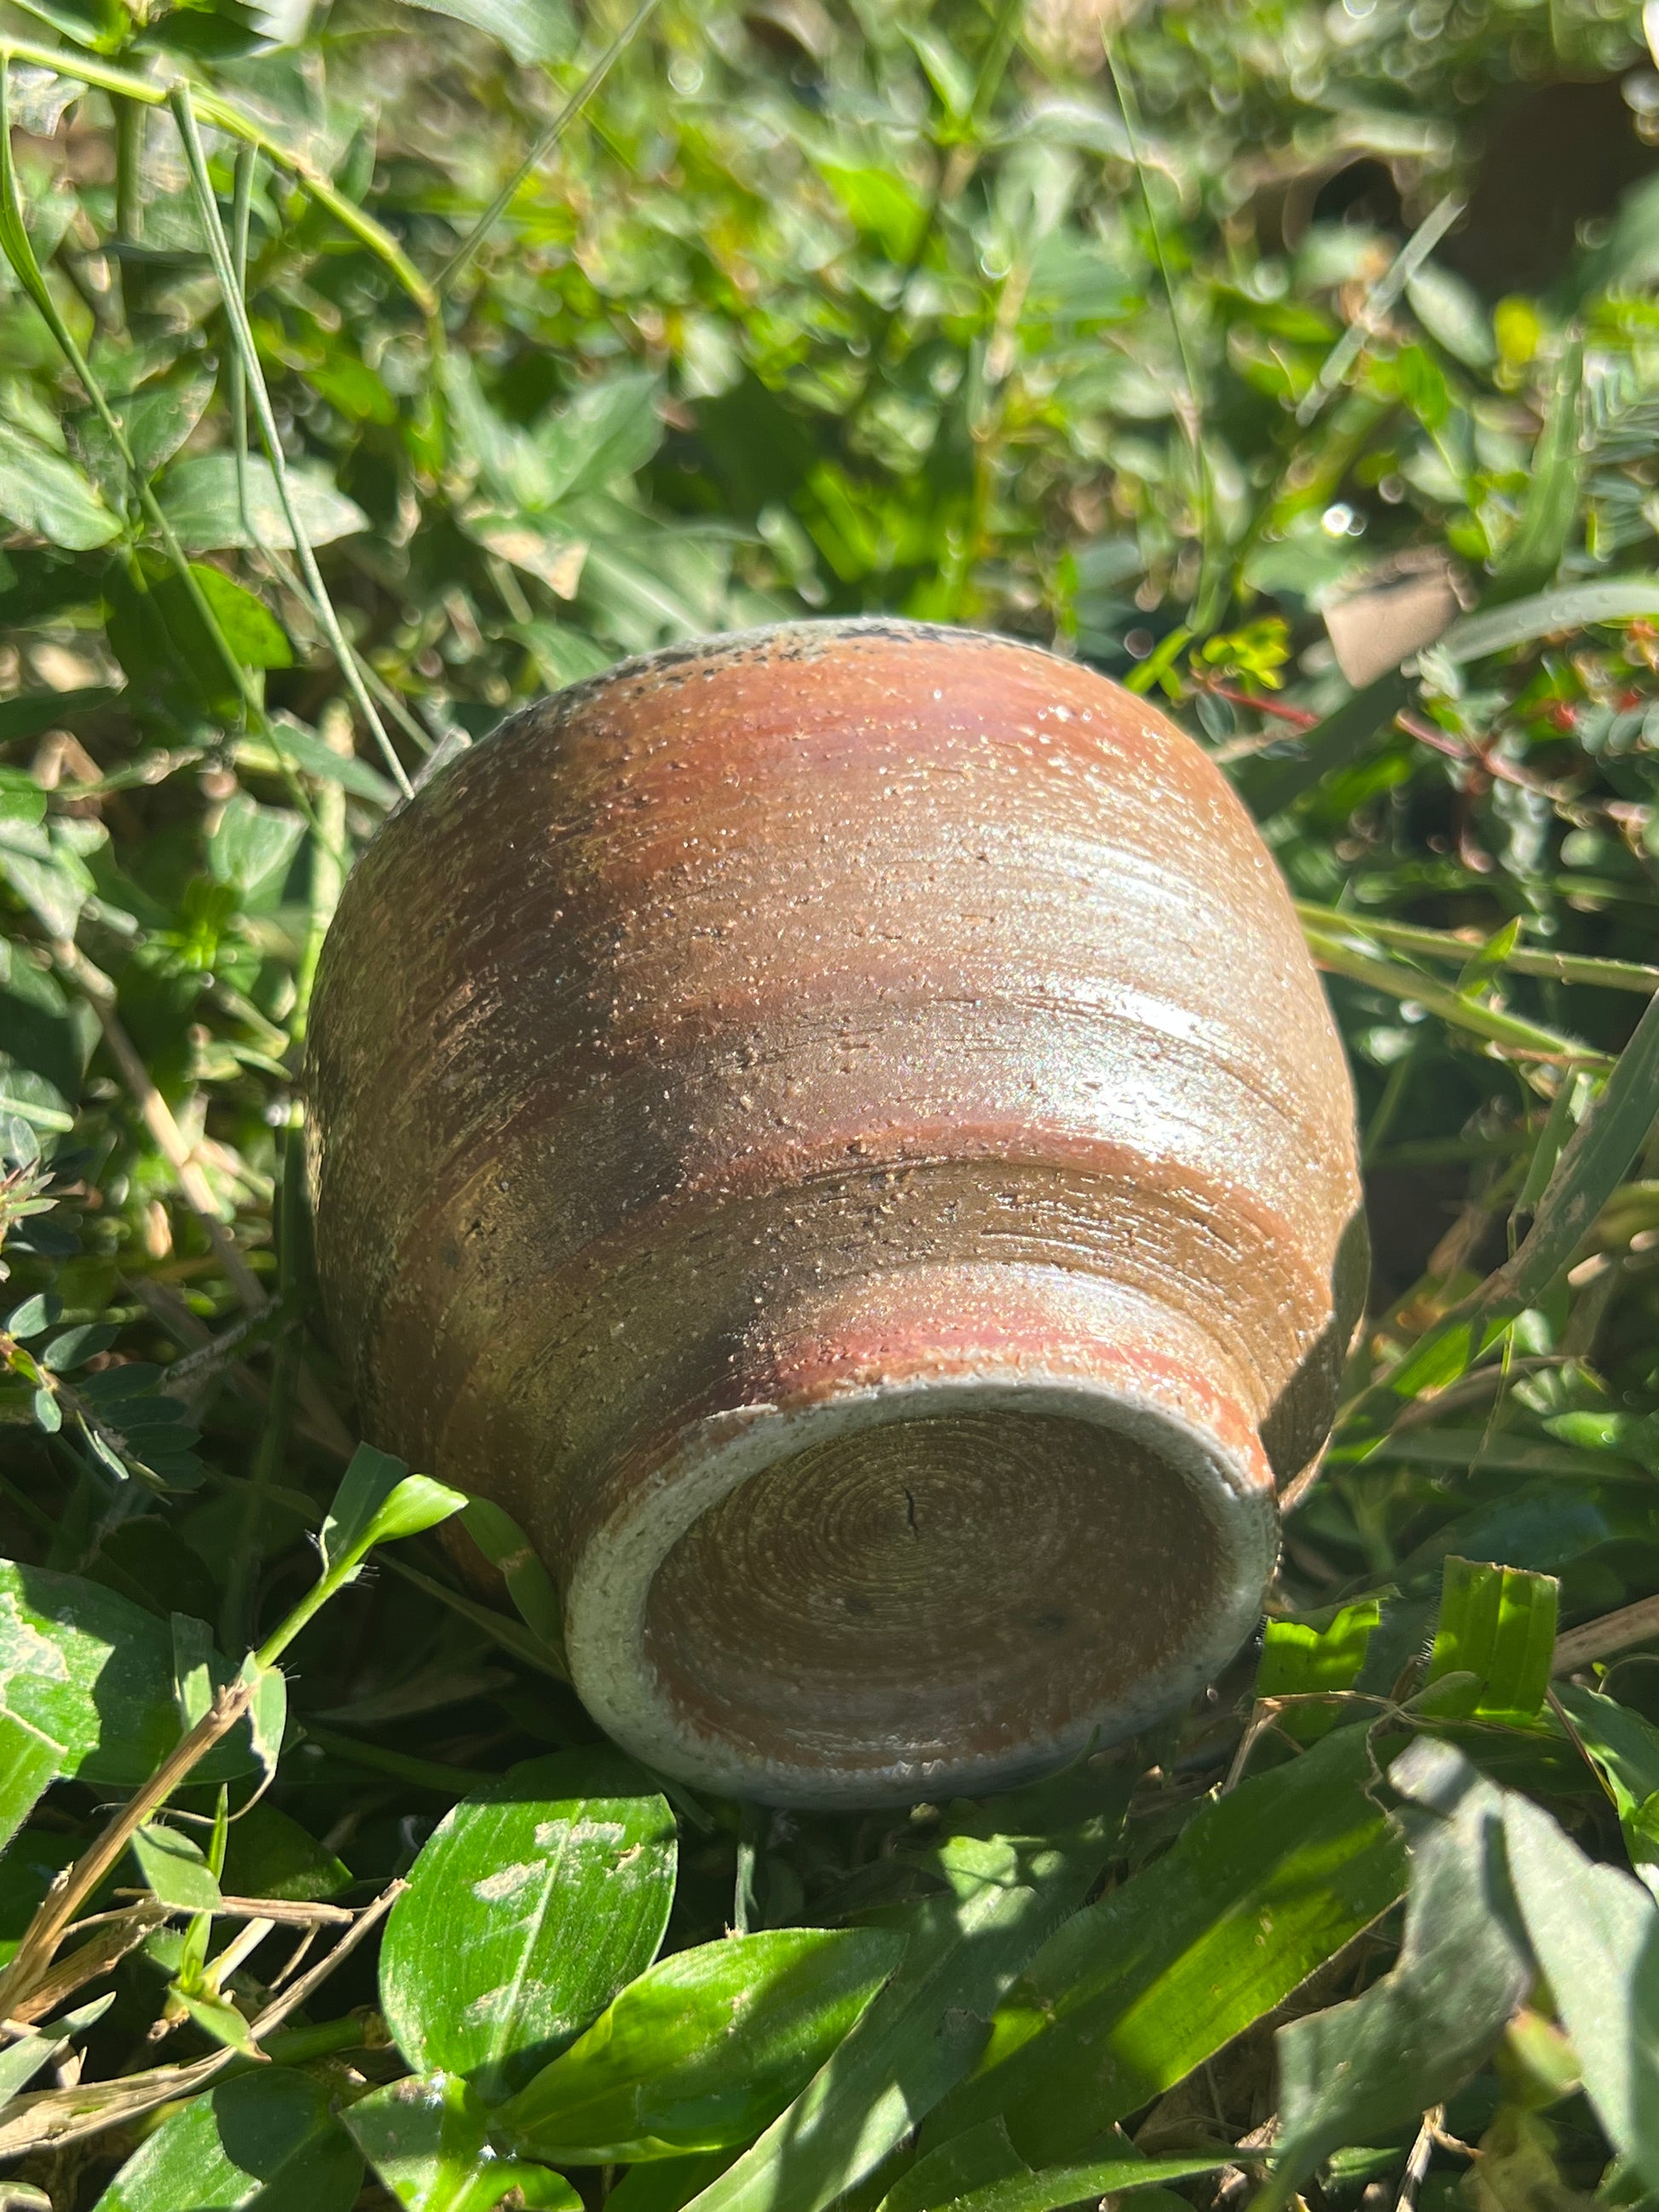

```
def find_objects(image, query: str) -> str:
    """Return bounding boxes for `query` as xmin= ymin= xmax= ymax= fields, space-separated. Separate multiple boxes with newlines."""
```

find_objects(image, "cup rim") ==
xmin=564 ymin=1363 xmax=1280 ymax=1810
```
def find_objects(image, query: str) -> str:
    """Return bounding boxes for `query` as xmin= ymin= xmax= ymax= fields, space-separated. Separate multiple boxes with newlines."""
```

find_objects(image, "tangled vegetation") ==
xmin=3 ymin=0 xmax=1659 ymax=2209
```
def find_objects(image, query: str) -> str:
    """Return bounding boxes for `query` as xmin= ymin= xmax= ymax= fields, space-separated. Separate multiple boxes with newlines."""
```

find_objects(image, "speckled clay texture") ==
xmin=308 ymin=619 xmax=1367 ymax=1806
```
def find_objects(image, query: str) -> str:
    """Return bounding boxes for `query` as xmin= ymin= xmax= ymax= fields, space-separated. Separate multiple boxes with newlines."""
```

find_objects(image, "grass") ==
xmin=1 ymin=1 xmax=1659 ymax=2209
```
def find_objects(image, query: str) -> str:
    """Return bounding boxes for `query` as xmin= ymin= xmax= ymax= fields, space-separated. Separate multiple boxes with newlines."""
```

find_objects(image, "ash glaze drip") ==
xmin=307 ymin=618 xmax=1367 ymax=1807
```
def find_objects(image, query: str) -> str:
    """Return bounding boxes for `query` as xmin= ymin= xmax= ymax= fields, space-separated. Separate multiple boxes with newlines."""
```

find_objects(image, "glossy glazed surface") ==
xmin=309 ymin=619 xmax=1366 ymax=1804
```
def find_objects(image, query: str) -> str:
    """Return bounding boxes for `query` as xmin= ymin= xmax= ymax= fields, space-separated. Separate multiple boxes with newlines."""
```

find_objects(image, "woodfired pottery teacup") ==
xmin=308 ymin=619 xmax=1368 ymax=1807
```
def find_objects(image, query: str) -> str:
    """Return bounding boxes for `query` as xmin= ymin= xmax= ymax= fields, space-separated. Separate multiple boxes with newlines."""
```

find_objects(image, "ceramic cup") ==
xmin=308 ymin=619 xmax=1367 ymax=1806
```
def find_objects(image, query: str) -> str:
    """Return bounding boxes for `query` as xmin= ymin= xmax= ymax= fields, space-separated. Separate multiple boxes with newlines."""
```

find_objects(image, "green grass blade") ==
xmin=682 ymin=1796 xmax=1127 ymax=2212
xmin=1248 ymin=668 xmax=1413 ymax=818
xmin=1 ymin=61 xmax=262 ymax=732
xmin=1296 ymin=194 xmax=1463 ymax=428
xmin=1425 ymin=1558 xmax=1558 ymax=1725
xmin=1340 ymin=980 xmax=1659 ymax=1447
xmin=435 ymin=0 xmax=662 ymax=292
xmin=1486 ymin=339 xmax=1584 ymax=602
xmin=1295 ymin=905 xmax=1659 ymax=996
xmin=926 ymin=1725 xmax=1405 ymax=2160
xmin=931 ymin=2156 xmax=1232 ymax=2212
xmin=1443 ymin=575 xmax=1659 ymax=661
xmin=0 ymin=36 xmax=435 ymax=315
xmin=1301 ymin=921 xmax=1608 ymax=1066
xmin=171 ymin=87 xmax=413 ymax=800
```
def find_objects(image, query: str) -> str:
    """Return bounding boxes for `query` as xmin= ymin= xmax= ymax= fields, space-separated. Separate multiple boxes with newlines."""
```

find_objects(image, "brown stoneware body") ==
xmin=308 ymin=619 xmax=1367 ymax=1807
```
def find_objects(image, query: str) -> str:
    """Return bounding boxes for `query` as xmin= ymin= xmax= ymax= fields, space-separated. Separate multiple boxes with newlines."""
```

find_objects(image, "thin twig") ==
xmin=0 ymin=1883 xmax=403 ymax=2158
xmin=153 ymin=1295 xmax=285 ymax=1389
xmin=107 ymin=1891 xmax=358 ymax=1927
xmin=1552 ymin=1592 xmax=1659 ymax=1674
xmin=1220 ymin=1703 xmax=1284 ymax=1793
xmin=1302 ymin=923 xmax=1610 ymax=1068
xmin=0 ymin=1679 xmax=256 ymax=2019
xmin=202 ymin=1916 xmax=275 ymax=1988
xmin=5 ymin=1904 xmax=169 ymax=2028
xmin=1396 ymin=2109 xmax=1441 ymax=2212
xmin=240 ymin=1880 xmax=404 ymax=2040
xmin=1383 ymin=1354 xmax=1561 ymax=1435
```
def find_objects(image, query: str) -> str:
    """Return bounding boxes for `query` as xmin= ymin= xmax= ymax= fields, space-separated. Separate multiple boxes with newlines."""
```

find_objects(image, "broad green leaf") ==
xmin=157 ymin=453 xmax=368 ymax=551
xmin=345 ymin=2071 xmax=580 ymax=2212
xmin=899 ymin=23 xmax=975 ymax=118
xmin=5 ymin=0 xmax=128 ymax=54
xmin=1555 ymin=1684 xmax=1659 ymax=1896
xmin=1502 ymin=1793 xmax=1659 ymax=2191
xmin=879 ymin=2120 xmax=1030 ymax=2212
xmin=240 ymin=1656 xmax=288 ymax=1789
xmin=379 ymin=1748 xmax=677 ymax=2099
xmin=512 ymin=618 xmax=615 ymax=689
xmin=79 ymin=368 xmax=216 ymax=485
xmin=930 ymin=1724 xmax=1407 ymax=2162
xmin=579 ymin=530 xmax=732 ymax=650
xmin=132 ymin=1820 xmax=223 ymax=1912
xmin=683 ymin=1782 xmax=1130 ymax=2212
xmin=530 ymin=373 xmax=663 ymax=507
xmin=1255 ymin=1595 xmax=1384 ymax=1741
xmin=1263 ymin=1741 xmax=1532 ymax=2209
xmin=440 ymin=355 xmax=537 ymax=508
xmin=1487 ymin=342 xmax=1583 ymax=601
xmin=0 ymin=1830 xmax=79 ymax=1964
xmin=221 ymin=1803 xmax=352 ymax=1903
xmin=605 ymin=2154 xmax=735 ymax=2212
xmin=234 ymin=724 xmax=399 ymax=806
xmin=207 ymin=794 xmax=305 ymax=898
xmin=1423 ymin=1558 xmax=1558 ymax=1725
xmin=0 ymin=814 xmax=98 ymax=939
xmin=92 ymin=2067 xmax=362 ymax=2212
xmin=188 ymin=566 xmax=293 ymax=670
xmin=0 ymin=767 xmax=46 ymax=827
xmin=818 ymin=159 xmax=929 ymax=259
xmin=396 ymin=0 xmax=576 ymax=63
xmin=500 ymin=1928 xmax=905 ymax=2162
xmin=916 ymin=2157 xmax=1230 ymax=2212
xmin=0 ymin=419 xmax=121 ymax=550
xmin=42 ymin=1324 xmax=117 ymax=1372
xmin=0 ymin=690 xmax=118 ymax=746
xmin=0 ymin=1562 xmax=259 ymax=1849
xmin=0 ymin=1737 xmax=61 ymax=1868
xmin=320 ymin=1444 xmax=467 ymax=1577
xmin=172 ymin=1611 xmax=216 ymax=1734
xmin=4 ymin=1294 xmax=58 ymax=1340
xmin=465 ymin=519 xmax=587 ymax=599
